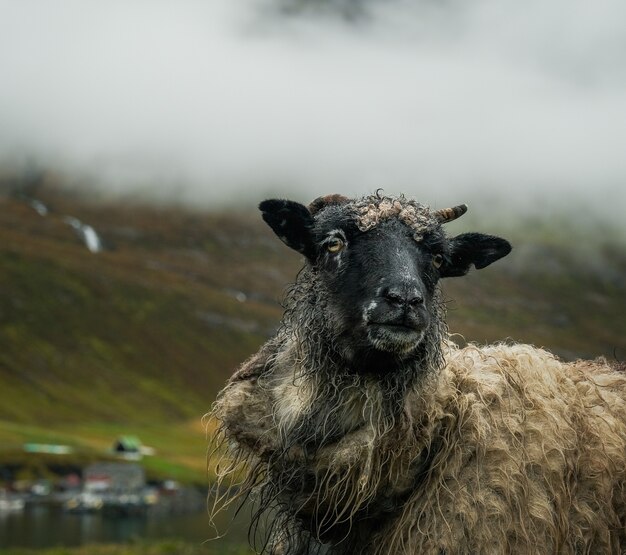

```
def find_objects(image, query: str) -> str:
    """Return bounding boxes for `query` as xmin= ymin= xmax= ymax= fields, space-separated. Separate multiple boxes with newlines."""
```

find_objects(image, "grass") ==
xmin=0 ymin=419 xmax=210 ymax=484
xmin=0 ymin=540 xmax=252 ymax=555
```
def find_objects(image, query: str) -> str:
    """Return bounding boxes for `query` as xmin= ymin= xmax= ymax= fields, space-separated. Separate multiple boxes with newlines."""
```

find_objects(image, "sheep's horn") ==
xmin=308 ymin=194 xmax=349 ymax=215
xmin=434 ymin=204 xmax=468 ymax=223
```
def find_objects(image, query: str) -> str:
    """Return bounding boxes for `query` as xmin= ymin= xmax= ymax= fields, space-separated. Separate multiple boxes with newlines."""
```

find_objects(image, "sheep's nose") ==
xmin=382 ymin=285 xmax=424 ymax=307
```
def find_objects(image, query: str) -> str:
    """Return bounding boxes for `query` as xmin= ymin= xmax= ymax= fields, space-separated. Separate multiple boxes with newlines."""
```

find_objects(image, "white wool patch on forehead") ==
xmin=350 ymin=194 xmax=439 ymax=242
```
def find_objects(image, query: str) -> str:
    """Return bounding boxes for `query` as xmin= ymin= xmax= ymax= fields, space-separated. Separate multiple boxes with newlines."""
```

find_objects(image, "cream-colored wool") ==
xmin=352 ymin=194 xmax=439 ymax=241
xmin=212 ymin=342 xmax=626 ymax=554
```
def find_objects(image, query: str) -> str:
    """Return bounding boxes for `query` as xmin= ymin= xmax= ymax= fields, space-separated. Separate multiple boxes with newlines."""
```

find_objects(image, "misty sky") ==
xmin=1 ymin=0 xmax=625 ymax=212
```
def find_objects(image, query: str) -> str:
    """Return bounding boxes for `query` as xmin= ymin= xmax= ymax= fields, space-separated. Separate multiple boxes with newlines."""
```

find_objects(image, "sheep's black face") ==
xmin=312 ymin=213 xmax=444 ymax=357
xmin=259 ymin=196 xmax=511 ymax=365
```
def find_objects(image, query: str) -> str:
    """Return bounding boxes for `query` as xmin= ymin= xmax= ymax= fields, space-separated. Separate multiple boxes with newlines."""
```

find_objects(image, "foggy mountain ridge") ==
xmin=2 ymin=166 xmax=625 ymax=308
xmin=0 ymin=0 xmax=625 ymax=215
xmin=4 ymin=176 xmax=625 ymax=290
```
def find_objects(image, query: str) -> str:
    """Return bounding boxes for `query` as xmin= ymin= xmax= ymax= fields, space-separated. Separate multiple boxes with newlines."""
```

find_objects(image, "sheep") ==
xmin=209 ymin=193 xmax=626 ymax=555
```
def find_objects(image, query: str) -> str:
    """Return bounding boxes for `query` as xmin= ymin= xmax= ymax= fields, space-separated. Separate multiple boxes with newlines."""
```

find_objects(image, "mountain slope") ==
xmin=0 ymin=181 xmax=624 ymax=447
xmin=0 ymin=190 xmax=291 ymax=426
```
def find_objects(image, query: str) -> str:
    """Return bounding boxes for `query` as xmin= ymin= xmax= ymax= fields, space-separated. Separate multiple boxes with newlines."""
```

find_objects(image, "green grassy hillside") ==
xmin=0 ymin=181 xmax=296 ymax=481
xmin=0 ymin=176 xmax=624 ymax=483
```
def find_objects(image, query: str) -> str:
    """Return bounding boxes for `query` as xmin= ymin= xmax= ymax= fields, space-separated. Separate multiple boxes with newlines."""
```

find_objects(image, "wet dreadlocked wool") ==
xmin=212 ymin=341 xmax=626 ymax=554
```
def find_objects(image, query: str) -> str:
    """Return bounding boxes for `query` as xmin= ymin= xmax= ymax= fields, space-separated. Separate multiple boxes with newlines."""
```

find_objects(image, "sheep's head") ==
xmin=260 ymin=193 xmax=511 ymax=368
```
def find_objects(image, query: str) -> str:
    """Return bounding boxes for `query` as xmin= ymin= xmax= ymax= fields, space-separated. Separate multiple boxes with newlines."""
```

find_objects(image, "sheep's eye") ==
xmin=327 ymin=238 xmax=345 ymax=254
xmin=432 ymin=253 xmax=444 ymax=269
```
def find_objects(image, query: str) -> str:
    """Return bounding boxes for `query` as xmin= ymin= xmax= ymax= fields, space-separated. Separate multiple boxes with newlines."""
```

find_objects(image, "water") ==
xmin=0 ymin=504 xmax=249 ymax=550
xmin=63 ymin=216 xmax=103 ymax=253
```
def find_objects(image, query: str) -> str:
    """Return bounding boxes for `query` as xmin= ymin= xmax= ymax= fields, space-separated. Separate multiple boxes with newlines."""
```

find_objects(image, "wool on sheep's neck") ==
xmin=272 ymin=263 xmax=448 ymax=455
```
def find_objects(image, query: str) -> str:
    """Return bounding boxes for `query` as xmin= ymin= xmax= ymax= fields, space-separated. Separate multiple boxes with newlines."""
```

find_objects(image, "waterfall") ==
xmin=29 ymin=199 xmax=48 ymax=216
xmin=63 ymin=216 xmax=103 ymax=253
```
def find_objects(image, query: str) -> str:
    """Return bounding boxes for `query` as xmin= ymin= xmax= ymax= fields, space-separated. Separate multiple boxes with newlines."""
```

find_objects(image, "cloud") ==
xmin=0 ymin=0 xmax=625 ymax=215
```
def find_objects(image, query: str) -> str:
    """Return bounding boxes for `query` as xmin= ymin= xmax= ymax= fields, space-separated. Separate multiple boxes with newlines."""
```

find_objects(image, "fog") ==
xmin=1 ymin=0 xmax=625 ymax=214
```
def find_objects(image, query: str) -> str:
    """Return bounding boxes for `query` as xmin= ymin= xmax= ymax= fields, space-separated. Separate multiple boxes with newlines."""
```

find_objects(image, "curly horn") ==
xmin=434 ymin=204 xmax=468 ymax=223
xmin=308 ymin=194 xmax=349 ymax=215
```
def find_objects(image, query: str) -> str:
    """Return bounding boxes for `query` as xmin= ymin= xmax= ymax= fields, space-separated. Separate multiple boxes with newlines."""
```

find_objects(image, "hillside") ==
xmin=0 ymin=176 xmax=624 ymax=481
xmin=0 ymin=179 xmax=296 ymax=481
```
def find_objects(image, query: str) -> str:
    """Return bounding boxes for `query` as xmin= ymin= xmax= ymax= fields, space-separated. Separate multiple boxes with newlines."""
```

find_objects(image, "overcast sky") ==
xmin=1 ymin=0 xmax=625 ymax=213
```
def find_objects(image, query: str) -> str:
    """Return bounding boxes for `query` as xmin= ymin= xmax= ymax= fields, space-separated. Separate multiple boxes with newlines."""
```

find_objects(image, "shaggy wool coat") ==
xmin=214 ymin=342 xmax=626 ymax=555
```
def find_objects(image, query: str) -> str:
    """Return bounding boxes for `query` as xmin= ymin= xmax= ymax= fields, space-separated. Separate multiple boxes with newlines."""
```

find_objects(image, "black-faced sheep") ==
xmin=210 ymin=193 xmax=626 ymax=555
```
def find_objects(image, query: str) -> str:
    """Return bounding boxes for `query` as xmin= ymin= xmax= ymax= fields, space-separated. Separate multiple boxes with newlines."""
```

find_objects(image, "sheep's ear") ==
xmin=441 ymin=232 xmax=511 ymax=278
xmin=259 ymin=199 xmax=316 ymax=259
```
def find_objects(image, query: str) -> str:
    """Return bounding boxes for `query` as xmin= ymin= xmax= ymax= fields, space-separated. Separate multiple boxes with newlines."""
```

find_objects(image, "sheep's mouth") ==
xmin=367 ymin=322 xmax=421 ymax=333
xmin=365 ymin=322 xmax=424 ymax=354
xmin=367 ymin=321 xmax=422 ymax=334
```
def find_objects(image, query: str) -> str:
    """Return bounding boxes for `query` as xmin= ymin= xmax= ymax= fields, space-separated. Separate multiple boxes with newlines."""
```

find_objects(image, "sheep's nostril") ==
xmin=383 ymin=291 xmax=405 ymax=305
xmin=408 ymin=294 xmax=424 ymax=306
xmin=382 ymin=288 xmax=424 ymax=307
